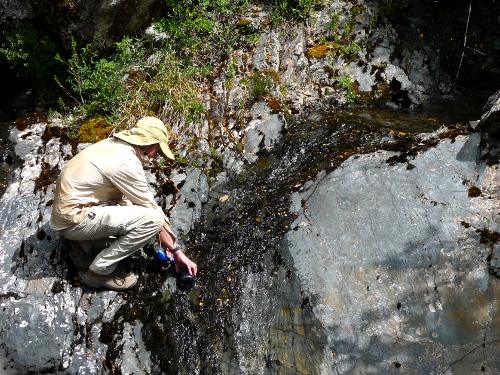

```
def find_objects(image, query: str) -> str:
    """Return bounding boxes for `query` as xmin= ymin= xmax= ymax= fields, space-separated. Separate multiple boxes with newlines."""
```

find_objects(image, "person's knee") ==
xmin=143 ymin=208 xmax=164 ymax=233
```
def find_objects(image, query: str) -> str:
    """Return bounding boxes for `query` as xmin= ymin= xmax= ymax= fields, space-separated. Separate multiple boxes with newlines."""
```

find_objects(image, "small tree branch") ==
xmin=454 ymin=0 xmax=472 ymax=83
xmin=54 ymin=76 xmax=82 ymax=106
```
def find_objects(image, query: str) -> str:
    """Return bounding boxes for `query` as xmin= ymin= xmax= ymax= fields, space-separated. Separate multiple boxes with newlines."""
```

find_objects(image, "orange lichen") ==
xmin=236 ymin=18 xmax=252 ymax=28
xmin=78 ymin=117 xmax=114 ymax=143
xmin=262 ymin=68 xmax=280 ymax=83
xmin=266 ymin=97 xmax=282 ymax=111
xmin=306 ymin=42 xmax=341 ymax=59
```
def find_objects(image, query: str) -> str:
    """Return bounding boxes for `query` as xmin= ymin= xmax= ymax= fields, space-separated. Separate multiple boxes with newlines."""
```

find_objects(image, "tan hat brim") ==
xmin=114 ymin=130 xmax=175 ymax=160
xmin=160 ymin=142 xmax=175 ymax=160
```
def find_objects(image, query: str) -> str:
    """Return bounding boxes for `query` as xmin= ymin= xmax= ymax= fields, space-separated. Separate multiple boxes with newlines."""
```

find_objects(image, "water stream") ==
xmin=0 ymin=121 xmax=14 ymax=196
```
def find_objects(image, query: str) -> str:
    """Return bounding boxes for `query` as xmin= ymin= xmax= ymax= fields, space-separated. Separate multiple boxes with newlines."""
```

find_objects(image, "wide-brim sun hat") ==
xmin=114 ymin=117 xmax=175 ymax=160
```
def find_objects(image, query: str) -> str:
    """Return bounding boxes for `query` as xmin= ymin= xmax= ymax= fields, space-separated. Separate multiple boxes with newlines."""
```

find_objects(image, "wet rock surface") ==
xmin=169 ymin=168 xmax=209 ymax=241
xmin=283 ymin=134 xmax=499 ymax=373
xmin=479 ymin=89 xmax=500 ymax=142
xmin=244 ymin=102 xmax=284 ymax=163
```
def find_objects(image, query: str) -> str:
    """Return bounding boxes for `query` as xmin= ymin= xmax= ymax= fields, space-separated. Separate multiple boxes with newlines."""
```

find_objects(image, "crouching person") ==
xmin=50 ymin=117 xmax=197 ymax=291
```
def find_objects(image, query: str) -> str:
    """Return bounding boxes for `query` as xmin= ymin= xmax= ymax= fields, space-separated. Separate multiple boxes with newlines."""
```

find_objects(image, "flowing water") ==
xmin=0 ymin=121 xmax=14 ymax=197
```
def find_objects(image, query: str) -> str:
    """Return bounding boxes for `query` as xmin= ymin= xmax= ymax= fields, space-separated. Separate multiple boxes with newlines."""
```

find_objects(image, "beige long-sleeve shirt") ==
xmin=50 ymin=137 xmax=173 ymax=236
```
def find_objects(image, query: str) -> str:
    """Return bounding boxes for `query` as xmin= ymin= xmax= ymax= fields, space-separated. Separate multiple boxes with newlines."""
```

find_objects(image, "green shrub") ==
xmin=57 ymin=37 xmax=137 ymax=116
xmin=57 ymin=35 xmax=204 ymax=133
xmin=0 ymin=24 xmax=64 ymax=93
xmin=327 ymin=11 xmax=341 ymax=33
xmin=155 ymin=2 xmax=215 ymax=52
xmin=270 ymin=0 xmax=322 ymax=24
xmin=336 ymin=75 xmax=358 ymax=103
xmin=249 ymin=72 xmax=275 ymax=101
xmin=155 ymin=0 xmax=250 ymax=58
xmin=341 ymin=41 xmax=361 ymax=59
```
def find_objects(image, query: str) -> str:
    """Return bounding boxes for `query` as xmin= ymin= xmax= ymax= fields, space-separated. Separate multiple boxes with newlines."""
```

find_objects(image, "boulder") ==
xmin=1 ymin=0 xmax=163 ymax=46
xmin=231 ymin=132 xmax=500 ymax=373
xmin=479 ymin=89 xmax=500 ymax=141
xmin=244 ymin=101 xmax=284 ymax=163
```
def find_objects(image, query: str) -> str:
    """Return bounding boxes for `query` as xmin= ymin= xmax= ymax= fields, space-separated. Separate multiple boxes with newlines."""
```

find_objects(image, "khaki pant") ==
xmin=60 ymin=205 xmax=163 ymax=275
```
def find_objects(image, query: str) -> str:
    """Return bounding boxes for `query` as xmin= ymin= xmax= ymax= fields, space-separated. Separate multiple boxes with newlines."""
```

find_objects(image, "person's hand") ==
xmin=173 ymin=251 xmax=198 ymax=276
xmin=164 ymin=248 xmax=174 ymax=259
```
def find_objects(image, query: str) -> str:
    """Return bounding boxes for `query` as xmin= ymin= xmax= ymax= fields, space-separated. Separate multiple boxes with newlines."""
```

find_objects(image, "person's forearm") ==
xmin=159 ymin=227 xmax=198 ymax=275
xmin=159 ymin=227 xmax=177 ymax=252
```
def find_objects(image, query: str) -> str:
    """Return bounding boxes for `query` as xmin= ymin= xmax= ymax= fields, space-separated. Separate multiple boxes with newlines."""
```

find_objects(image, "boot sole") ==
xmin=79 ymin=272 xmax=137 ymax=291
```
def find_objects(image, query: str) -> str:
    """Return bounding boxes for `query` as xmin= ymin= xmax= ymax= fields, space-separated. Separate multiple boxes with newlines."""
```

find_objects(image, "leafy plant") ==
xmin=155 ymin=1 xmax=215 ymax=52
xmin=270 ymin=0 xmax=320 ymax=24
xmin=327 ymin=11 xmax=341 ymax=33
xmin=249 ymin=72 xmax=275 ymax=101
xmin=0 ymin=24 xmax=64 ymax=92
xmin=58 ymin=36 xmax=204 ymax=135
xmin=336 ymin=75 xmax=358 ymax=103
xmin=116 ymin=50 xmax=205 ymax=133
xmin=155 ymin=0 xmax=250 ymax=60
xmin=341 ymin=41 xmax=361 ymax=59
xmin=225 ymin=55 xmax=237 ymax=85
xmin=57 ymin=37 xmax=137 ymax=116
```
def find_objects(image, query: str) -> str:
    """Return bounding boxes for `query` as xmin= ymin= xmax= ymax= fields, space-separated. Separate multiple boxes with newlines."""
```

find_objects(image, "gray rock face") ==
xmin=1 ymin=0 xmax=162 ymax=46
xmin=491 ymin=244 xmax=500 ymax=277
xmin=479 ymin=89 xmax=500 ymax=140
xmin=169 ymin=168 xmax=209 ymax=239
xmin=244 ymin=102 xmax=284 ymax=163
xmin=228 ymin=250 xmax=330 ymax=375
xmin=281 ymin=134 xmax=499 ymax=373
xmin=0 ymin=121 xmax=127 ymax=373
xmin=222 ymin=0 xmax=435 ymax=120
xmin=1 ymin=115 xmax=498 ymax=374
xmin=227 ymin=130 xmax=499 ymax=374
xmin=118 ymin=321 xmax=153 ymax=375
xmin=0 ymin=122 xmax=77 ymax=371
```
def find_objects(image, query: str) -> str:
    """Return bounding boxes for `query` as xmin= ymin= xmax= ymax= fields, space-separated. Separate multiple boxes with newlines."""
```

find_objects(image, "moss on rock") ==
xmin=77 ymin=117 xmax=114 ymax=143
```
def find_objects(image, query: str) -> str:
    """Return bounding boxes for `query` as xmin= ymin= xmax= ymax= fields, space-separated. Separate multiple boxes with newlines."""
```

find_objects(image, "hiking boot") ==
xmin=79 ymin=269 xmax=138 ymax=291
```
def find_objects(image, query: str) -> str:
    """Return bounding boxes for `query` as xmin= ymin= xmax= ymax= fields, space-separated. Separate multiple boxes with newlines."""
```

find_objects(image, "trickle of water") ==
xmin=0 ymin=122 xmax=14 ymax=196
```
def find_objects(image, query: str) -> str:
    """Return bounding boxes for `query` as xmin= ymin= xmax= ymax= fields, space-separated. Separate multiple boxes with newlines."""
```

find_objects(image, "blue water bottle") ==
xmin=155 ymin=247 xmax=175 ymax=263
xmin=155 ymin=247 xmax=196 ymax=290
